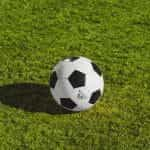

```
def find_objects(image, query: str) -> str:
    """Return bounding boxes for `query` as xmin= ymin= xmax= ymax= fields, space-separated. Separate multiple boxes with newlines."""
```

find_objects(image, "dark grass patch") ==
xmin=0 ymin=83 xmax=72 ymax=114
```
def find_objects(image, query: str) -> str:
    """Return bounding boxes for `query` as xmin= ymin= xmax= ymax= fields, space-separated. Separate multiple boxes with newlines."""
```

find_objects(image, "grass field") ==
xmin=0 ymin=0 xmax=150 ymax=149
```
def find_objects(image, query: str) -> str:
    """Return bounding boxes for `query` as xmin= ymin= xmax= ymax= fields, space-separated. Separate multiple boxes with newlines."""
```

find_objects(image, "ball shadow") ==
xmin=0 ymin=83 xmax=72 ymax=114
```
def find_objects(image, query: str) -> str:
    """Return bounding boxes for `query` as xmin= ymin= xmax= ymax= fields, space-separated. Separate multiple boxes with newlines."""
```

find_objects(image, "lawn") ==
xmin=0 ymin=0 xmax=149 ymax=149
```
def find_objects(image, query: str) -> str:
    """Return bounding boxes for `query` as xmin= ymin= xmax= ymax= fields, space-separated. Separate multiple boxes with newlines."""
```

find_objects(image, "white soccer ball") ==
xmin=50 ymin=56 xmax=104 ymax=112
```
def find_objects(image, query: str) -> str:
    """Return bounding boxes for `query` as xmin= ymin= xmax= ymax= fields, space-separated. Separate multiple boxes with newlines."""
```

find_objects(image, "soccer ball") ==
xmin=50 ymin=56 xmax=104 ymax=112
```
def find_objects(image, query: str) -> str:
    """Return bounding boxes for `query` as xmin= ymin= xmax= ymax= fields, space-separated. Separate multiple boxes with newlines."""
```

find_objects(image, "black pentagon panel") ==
xmin=50 ymin=71 xmax=58 ymax=88
xmin=89 ymin=90 xmax=101 ymax=104
xmin=91 ymin=62 xmax=102 ymax=76
xmin=69 ymin=57 xmax=79 ymax=62
xmin=68 ymin=70 xmax=85 ymax=88
xmin=60 ymin=98 xmax=77 ymax=109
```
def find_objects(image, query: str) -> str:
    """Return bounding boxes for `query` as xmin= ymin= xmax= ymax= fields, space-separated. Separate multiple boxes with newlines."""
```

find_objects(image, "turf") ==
xmin=0 ymin=0 xmax=150 ymax=149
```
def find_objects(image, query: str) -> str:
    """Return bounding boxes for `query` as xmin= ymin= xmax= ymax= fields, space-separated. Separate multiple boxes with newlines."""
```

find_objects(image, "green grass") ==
xmin=0 ymin=0 xmax=150 ymax=149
